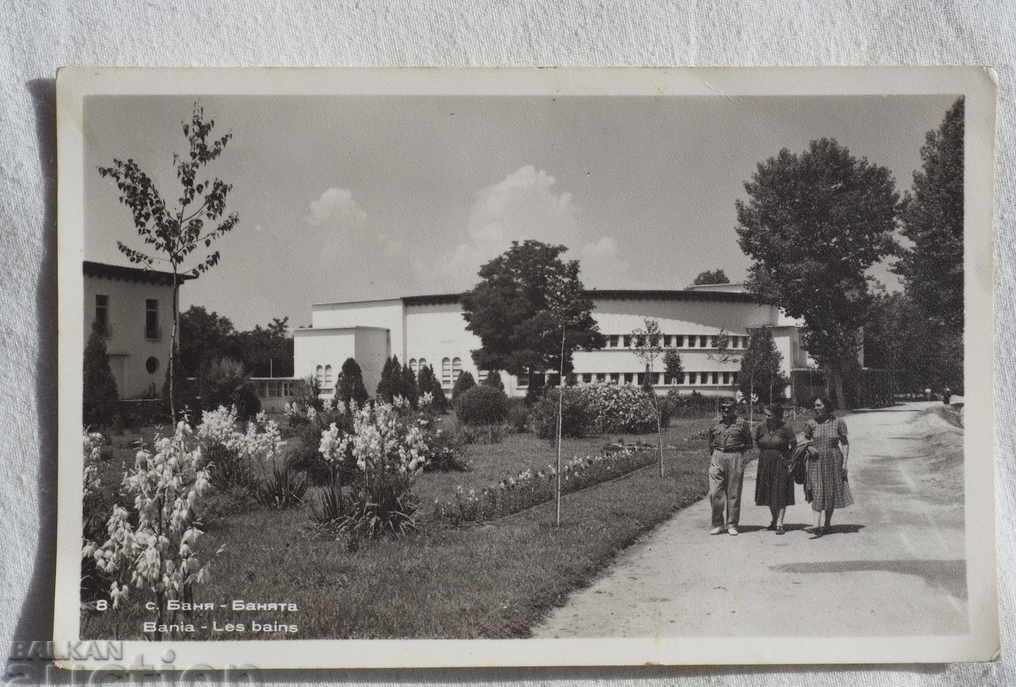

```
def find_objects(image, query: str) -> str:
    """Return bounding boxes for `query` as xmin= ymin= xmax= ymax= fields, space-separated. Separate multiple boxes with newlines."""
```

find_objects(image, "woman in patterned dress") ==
xmin=753 ymin=404 xmax=797 ymax=535
xmin=804 ymin=396 xmax=853 ymax=537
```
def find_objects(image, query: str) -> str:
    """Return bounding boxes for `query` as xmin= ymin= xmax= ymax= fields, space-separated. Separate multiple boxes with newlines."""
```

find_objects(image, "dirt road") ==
xmin=534 ymin=402 xmax=967 ymax=638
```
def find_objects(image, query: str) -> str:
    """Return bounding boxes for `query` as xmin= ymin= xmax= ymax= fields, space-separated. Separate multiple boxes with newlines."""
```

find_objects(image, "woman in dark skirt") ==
xmin=753 ymin=403 xmax=797 ymax=534
xmin=804 ymin=396 xmax=854 ymax=537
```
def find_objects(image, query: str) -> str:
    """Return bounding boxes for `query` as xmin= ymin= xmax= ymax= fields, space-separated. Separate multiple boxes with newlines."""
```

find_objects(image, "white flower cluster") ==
xmin=82 ymin=431 xmax=104 ymax=503
xmin=82 ymin=421 xmax=218 ymax=610
xmin=197 ymin=405 xmax=285 ymax=471
xmin=335 ymin=399 xmax=430 ymax=475
xmin=584 ymin=383 xmax=659 ymax=433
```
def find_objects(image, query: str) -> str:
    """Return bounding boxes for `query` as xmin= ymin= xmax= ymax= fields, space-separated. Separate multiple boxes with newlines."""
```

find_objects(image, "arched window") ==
xmin=409 ymin=358 xmax=418 ymax=374
xmin=419 ymin=357 xmax=428 ymax=370
xmin=452 ymin=357 xmax=462 ymax=383
xmin=441 ymin=358 xmax=452 ymax=387
xmin=315 ymin=365 xmax=324 ymax=386
xmin=324 ymin=365 xmax=333 ymax=387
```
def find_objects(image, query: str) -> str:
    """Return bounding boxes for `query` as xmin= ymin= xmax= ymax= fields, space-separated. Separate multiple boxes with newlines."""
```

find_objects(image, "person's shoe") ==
xmin=709 ymin=526 xmax=724 ymax=535
xmin=727 ymin=526 xmax=739 ymax=536
xmin=766 ymin=521 xmax=777 ymax=531
xmin=775 ymin=525 xmax=785 ymax=535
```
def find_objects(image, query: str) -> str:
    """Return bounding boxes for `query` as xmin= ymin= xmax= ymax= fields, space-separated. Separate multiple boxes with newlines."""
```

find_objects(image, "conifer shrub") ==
xmin=451 ymin=370 xmax=476 ymax=401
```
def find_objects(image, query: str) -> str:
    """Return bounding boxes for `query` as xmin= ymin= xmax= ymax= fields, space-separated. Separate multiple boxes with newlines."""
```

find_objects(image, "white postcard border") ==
xmin=55 ymin=66 xmax=999 ymax=670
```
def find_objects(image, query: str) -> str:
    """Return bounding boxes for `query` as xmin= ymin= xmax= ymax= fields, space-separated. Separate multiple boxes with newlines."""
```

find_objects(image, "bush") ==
xmin=585 ymin=383 xmax=659 ymax=434
xmin=253 ymin=459 xmax=308 ymax=509
xmin=451 ymin=371 xmax=476 ymax=401
xmin=484 ymin=370 xmax=505 ymax=391
xmin=454 ymin=384 xmax=509 ymax=426
xmin=418 ymin=365 xmax=448 ymax=412
xmin=200 ymin=357 xmax=261 ymax=420
xmin=506 ymin=399 xmax=530 ymax=433
xmin=532 ymin=387 xmax=596 ymax=440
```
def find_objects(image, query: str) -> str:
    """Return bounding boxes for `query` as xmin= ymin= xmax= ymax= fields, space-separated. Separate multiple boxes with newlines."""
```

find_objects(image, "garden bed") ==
xmin=81 ymin=423 xmax=716 ymax=640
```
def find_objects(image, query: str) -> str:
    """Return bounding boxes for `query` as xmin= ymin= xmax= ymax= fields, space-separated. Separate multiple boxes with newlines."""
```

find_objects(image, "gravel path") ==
xmin=533 ymin=402 xmax=967 ymax=638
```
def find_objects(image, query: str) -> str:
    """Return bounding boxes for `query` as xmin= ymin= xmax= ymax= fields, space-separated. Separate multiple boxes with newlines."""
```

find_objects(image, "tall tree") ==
xmin=178 ymin=306 xmax=235 ymax=378
xmin=400 ymin=365 xmax=420 ymax=408
xmin=737 ymin=327 xmax=786 ymax=406
xmin=83 ymin=320 xmax=119 ymax=425
xmin=895 ymin=98 xmax=964 ymax=332
xmin=630 ymin=319 xmax=666 ymax=477
xmin=461 ymin=240 xmax=605 ymax=383
xmin=735 ymin=138 xmax=900 ymax=408
xmin=98 ymin=104 xmax=239 ymax=421
xmin=664 ymin=349 xmax=684 ymax=385
xmin=692 ymin=268 xmax=730 ymax=285
xmin=335 ymin=357 xmax=369 ymax=406
xmin=376 ymin=356 xmax=405 ymax=402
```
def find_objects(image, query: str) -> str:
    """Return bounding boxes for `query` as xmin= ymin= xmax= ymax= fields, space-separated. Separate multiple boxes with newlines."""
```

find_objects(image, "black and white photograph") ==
xmin=55 ymin=68 xmax=998 ymax=669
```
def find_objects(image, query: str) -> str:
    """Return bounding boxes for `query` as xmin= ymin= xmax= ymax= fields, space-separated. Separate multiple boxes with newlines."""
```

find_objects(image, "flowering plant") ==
xmin=318 ymin=398 xmax=430 ymax=538
xmin=82 ymin=421 xmax=221 ymax=637
xmin=434 ymin=445 xmax=654 ymax=525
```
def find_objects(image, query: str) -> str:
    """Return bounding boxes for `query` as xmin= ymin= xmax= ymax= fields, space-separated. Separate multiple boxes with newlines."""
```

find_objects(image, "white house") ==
xmin=294 ymin=283 xmax=814 ymax=399
xmin=83 ymin=261 xmax=183 ymax=399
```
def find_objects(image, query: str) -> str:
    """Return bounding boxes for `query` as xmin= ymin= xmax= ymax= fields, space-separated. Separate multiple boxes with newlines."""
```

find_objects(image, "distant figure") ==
xmin=924 ymin=387 xmax=933 ymax=401
xmin=804 ymin=397 xmax=853 ymax=538
xmin=753 ymin=403 xmax=797 ymax=535
xmin=943 ymin=386 xmax=953 ymax=405
xmin=707 ymin=399 xmax=752 ymax=537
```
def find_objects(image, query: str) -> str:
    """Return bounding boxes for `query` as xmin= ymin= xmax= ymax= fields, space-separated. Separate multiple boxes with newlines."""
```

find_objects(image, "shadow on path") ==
xmin=770 ymin=558 xmax=966 ymax=600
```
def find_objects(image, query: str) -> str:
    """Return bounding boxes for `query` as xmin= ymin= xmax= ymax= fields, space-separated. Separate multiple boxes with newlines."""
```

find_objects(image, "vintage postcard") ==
xmin=55 ymin=67 xmax=998 ymax=670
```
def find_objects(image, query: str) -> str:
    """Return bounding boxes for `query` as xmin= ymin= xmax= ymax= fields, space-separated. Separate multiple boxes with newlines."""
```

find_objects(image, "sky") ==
xmin=83 ymin=93 xmax=957 ymax=331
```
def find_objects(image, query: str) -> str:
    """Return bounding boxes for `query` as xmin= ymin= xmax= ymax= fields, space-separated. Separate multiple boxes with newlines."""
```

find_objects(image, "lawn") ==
xmin=81 ymin=416 xmax=723 ymax=641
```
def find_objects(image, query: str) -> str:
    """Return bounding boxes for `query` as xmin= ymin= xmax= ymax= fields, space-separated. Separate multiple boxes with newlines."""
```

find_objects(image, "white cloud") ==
xmin=305 ymin=187 xmax=367 ymax=227
xmin=439 ymin=165 xmax=628 ymax=288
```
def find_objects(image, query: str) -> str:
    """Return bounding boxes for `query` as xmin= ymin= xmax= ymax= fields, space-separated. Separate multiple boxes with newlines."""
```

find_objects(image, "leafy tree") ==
xmin=400 ymin=365 xmax=420 ymax=408
xmin=735 ymin=138 xmax=900 ymax=408
xmin=231 ymin=317 xmax=293 ymax=377
xmin=737 ymin=327 xmax=786 ymax=406
xmin=418 ymin=365 xmax=448 ymax=412
xmin=692 ymin=268 xmax=730 ymax=285
xmin=461 ymin=240 xmax=605 ymax=383
xmin=98 ymin=104 xmax=239 ymax=421
xmin=335 ymin=357 xmax=369 ymax=406
xmin=664 ymin=349 xmax=684 ymax=385
xmin=83 ymin=320 xmax=119 ymax=425
xmin=178 ymin=306 xmax=235 ymax=377
xmin=451 ymin=370 xmax=476 ymax=401
xmin=895 ymin=98 xmax=964 ymax=333
xmin=630 ymin=319 xmax=666 ymax=476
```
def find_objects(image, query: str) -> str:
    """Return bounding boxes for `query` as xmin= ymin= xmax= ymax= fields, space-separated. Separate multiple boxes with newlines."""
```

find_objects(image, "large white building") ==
xmin=294 ymin=283 xmax=813 ymax=399
xmin=83 ymin=261 xmax=181 ymax=399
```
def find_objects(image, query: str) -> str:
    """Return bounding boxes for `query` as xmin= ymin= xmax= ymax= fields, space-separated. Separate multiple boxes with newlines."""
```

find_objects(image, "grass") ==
xmin=81 ymin=417 xmax=721 ymax=641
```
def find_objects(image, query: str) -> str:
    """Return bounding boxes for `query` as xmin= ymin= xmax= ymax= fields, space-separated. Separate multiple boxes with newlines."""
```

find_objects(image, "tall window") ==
xmin=324 ymin=365 xmax=333 ymax=388
xmin=441 ymin=358 xmax=451 ymax=387
xmin=95 ymin=295 xmax=110 ymax=336
xmin=622 ymin=335 xmax=631 ymax=348
xmin=419 ymin=357 xmax=428 ymax=370
xmin=675 ymin=335 xmax=684 ymax=348
xmin=610 ymin=335 xmax=620 ymax=348
xmin=409 ymin=358 xmax=418 ymax=374
xmin=688 ymin=372 xmax=697 ymax=385
xmin=315 ymin=365 xmax=324 ymax=387
xmin=452 ymin=357 xmax=462 ymax=383
xmin=145 ymin=299 xmax=159 ymax=339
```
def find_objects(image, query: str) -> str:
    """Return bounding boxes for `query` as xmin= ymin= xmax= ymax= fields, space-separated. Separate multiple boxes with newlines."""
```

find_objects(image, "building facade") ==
xmin=294 ymin=284 xmax=814 ymax=399
xmin=83 ymin=261 xmax=182 ymax=399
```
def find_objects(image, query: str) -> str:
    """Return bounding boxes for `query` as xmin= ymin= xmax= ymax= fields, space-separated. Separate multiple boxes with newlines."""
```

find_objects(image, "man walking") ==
xmin=707 ymin=398 xmax=753 ymax=536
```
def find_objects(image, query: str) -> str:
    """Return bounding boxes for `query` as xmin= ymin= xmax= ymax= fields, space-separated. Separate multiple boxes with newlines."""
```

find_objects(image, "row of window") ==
xmin=604 ymin=333 xmax=748 ymax=350
xmin=519 ymin=370 xmax=740 ymax=388
xmin=256 ymin=380 xmax=302 ymax=399
xmin=93 ymin=294 xmax=161 ymax=340
xmin=408 ymin=357 xmax=486 ymax=388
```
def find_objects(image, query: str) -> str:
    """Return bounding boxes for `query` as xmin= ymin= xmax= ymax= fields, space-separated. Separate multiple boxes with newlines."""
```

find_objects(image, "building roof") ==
xmin=403 ymin=289 xmax=767 ymax=307
xmin=83 ymin=261 xmax=193 ymax=286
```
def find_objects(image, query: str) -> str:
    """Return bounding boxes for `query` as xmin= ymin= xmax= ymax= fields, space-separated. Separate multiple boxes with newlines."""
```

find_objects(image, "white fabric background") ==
xmin=0 ymin=1 xmax=1012 ymax=684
